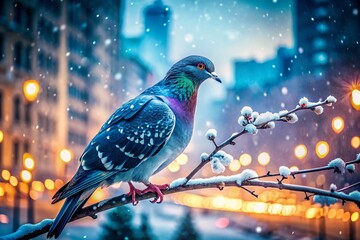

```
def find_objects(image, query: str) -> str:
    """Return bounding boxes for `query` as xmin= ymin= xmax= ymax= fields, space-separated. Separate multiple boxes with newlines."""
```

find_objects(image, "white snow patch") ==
xmin=279 ymin=166 xmax=291 ymax=177
xmin=169 ymin=178 xmax=187 ymax=188
xmin=349 ymin=190 xmax=360 ymax=202
xmin=241 ymin=106 xmax=253 ymax=116
xmin=200 ymin=152 xmax=209 ymax=161
xmin=213 ymin=151 xmax=233 ymax=166
xmin=313 ymin=195 xmax=337 ymax=206
xmin=346 ymin=164 xmax=355 ymax=173
xmin=2 ymin=219 xmax=54 ymax=240
xmin=245 ymin=124 xmax=258 ymax=134
xmin=299 ymin=97 xmax=309 ymax=107
xmin=205 ymin=129 xmax=217 ymax=140
xmin=253 ymin=111 xmax=279 ymax=125
xmin=328 ymin=158 xmax=346 ymax=174
xmin=326 ymin=95 xmax=337 ymax=104
xmin=236 ymin=169 xmax=258 ymax=185
xmin=330 ymin=184 xmax=337 ymax=192
xmin=210 ymin=158 xmax=226 ymax=174
xmin=313 ymin=106 xmax=324 ymax=115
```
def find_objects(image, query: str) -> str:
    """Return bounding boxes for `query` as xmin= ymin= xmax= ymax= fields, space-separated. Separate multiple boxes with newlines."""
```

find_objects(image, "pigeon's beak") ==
xmin=211 ymin=72 xmax=222 ymax=83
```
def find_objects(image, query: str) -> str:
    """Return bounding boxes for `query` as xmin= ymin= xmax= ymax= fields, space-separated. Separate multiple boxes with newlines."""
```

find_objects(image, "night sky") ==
xmin=124 ymin=0 xmax=294 ymax=85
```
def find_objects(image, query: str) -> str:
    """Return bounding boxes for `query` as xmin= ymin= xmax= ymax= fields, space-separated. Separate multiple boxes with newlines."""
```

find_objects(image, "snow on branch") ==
xmin=185 ymin=95 xmax=337 ymax=182
xmin=3 ymin=154 xmax=360 ymax=239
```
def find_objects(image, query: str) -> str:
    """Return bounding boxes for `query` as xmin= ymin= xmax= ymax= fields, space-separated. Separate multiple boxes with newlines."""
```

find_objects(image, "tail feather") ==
xmin=48 ymin=187 xmax=96 ymax=239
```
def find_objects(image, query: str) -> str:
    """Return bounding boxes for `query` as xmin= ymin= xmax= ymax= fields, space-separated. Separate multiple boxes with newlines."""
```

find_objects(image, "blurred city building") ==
xmin=122 ymin=0 xmax=171 ymax=80
xmin=294 ymin=0 xmax=360 ymax=77
xmin=0 ymin=0 xmax=130 ymax=232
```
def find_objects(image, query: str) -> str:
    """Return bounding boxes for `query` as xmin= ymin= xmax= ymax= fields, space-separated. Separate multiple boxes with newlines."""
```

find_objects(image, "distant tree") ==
xmin=137 ymin=213 xmax=154 ymax=240
xmin=101 ymin=206 xmax=136 ymax=240
xmin=173 ymin=210 xmax=200 ymax=240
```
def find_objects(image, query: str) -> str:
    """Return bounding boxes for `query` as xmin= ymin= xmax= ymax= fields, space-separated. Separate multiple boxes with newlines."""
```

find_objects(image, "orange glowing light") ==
xmin=258 ymin=152 xmax=270 ymax=166
xmin=239 ymin=153 xmax=252 ymax=166
xmin=351 ymin=89 xmax=360 ymax=110
xmin=351 ymin=136 xmax=360 ymax=149
xmin=1 ymin=170 xmax=11 ymax=181
xmin=294 ymin=144 xmax=307 ymax=160
xmin=176 ymin=154 xmax=188 ymax=165
xmin=316 ymin=141 xmax=330 ymax=158
xmin=23 ymin=153 xmax=35 ymax=170
xmin=23 ymin=79 xmax=40 ymax=102
xmin=351 ymin=212 xmax=359 ymax=222
xmin=331 ymin=116 xmax=344 ymax=134
xmin=31 ymin=181 xmax=44 ymax=192
xmin=60 ymin=149 xmax=72 ymax=163
xmin=168 ymin=161 xmax=180 ymax=172
xmin=289 ymin=166 xmax=299 ymax=172
xmin=20 ymin=170 xmax=32 ymax=183
xmin=44 ymin=179 xmax=55 ymax=190
xmin=229 ymin=159 xmax=241 ymax=172
xmin=0 ymin=130 xmax=3 ymax=143
xmin=9 ymin=176 xmax=18 ymax=186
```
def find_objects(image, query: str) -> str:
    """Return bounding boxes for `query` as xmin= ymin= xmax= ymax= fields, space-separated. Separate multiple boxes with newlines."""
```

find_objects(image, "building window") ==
xmin=25 ymin=103 xmax=31 ymax=125
xmin=12 ymin=140 xmax=20 ymax=166
xmin=0 ymin=33 xmax=4 ymax=62
xmin=14 ymin=96 xmax=21 ymax=123
xmin=24 ymin=45 xmax=32 ymax=70
xmin=13 ymin=2 xmax=33 ymax=32
xmin=14 ymin=42 xmax=22 ymax=68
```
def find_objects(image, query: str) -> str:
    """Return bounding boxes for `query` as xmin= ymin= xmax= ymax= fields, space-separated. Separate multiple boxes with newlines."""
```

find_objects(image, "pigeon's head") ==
xmin=165 ymin=55 xmax=222 ymax=85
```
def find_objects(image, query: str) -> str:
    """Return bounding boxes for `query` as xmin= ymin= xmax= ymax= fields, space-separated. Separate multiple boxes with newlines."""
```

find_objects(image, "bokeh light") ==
xmin=294 ymin=144 xmax=307 ymax=160
xmin=60 ymin=149 xmax=73 ymax=163
xmin=32 ymin=181 xmax=45 ymax=192
xmin=20 ymin=170 xmax=32 ymax=183
xmin=258 ymin=152 xmax=270 ymax=166
xmin=351 ymin=136 xmax=360 ymax=149
xmin=1 ymin=170 xmax=11 ymax=181
xmin=331 ymin=116 xmax=344 ymax=134
xmin=239 ymin=153 xmax=252 ymax=166
xmin=316 ymin=141 xmax=329 ymax=158
xmin=23 ymin=79 xmax=40 ymax=102
xmin=9 ymin=176 xmax=18 ymax=186
xmin=229 ymin=159 xmax=241 ymax=172
xmin=0 ymin=130 xmax=3 ymax=143
xmin=351 ymin=89 xmax=360 ymax=110
xmin=351 ymin=212 xmax=359 ymax=222
xmin=176 ymin=153 xmax=188 ymax=165
xmin=23 ymin=153 xmax=35 ymax=170
xmin=168 ymin=161 xmax=180 ymax=172
xmin=44 ymin=179 xmax=55 ymax=190
xmin=289 ymin=166 xmax=299 ymax=171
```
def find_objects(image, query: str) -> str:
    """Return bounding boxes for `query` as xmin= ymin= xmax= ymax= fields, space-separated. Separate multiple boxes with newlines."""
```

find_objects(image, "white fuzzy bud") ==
xmin=326 ymin=95 xmax=337 ymax=106
xmin=241 ymin=106 xmax=253 ymax=116
xmin=210 ymin=158 xmax=225 ymax=174
xmin=245 ymin=124 xmax=258 ymax=134
xmin=251 ymin=111 xmax=259 ymax=122
xmin=346 ymin=164 xmax=355 ymax=173
xmin=265 ymin=121 xmax=275 ymax=129
xmin=237 ymin=116 xmax=247 ymax=126
xmin=200 ymin=153 xmax=209 ymax=162
xmin=299 ymin=97 xmax=309 ymax=107
xmin=313 ymin=106 xmax=324 ymax=115
xmin=213 ymin=151 xmax=234 ymax=166
xmin=205 ymin=129 xmax=217 ymax=141
xmin=330 ymin=183 xmax=337 ymax=192
xmin=284 ymin=113 xmax=298 ymax=123
xmin=279 ymin=166 xmax=291 ymax=177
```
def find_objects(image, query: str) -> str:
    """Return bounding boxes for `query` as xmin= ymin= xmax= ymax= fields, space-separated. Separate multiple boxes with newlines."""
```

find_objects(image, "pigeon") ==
xmin=47 ymin=55 xmax=221 ymax=238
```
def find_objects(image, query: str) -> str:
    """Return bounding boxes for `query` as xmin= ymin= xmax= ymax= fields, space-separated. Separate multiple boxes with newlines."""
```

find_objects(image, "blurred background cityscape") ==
xmin=0 ymin=0 xmax=359 ymax=239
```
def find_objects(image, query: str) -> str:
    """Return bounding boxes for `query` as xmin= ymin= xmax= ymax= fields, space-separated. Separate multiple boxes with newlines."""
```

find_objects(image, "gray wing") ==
xmin=53 ymin=95 xmax=175 ymax=202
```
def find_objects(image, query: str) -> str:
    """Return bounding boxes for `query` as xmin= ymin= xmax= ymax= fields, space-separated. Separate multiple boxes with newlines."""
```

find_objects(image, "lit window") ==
xmin=313 ymin=38 xmax=327 ymax=49
xmin=313 ymin=52 xmax=328 ymax=65
xmin=316 ymin=23 xmax=329 ymax=33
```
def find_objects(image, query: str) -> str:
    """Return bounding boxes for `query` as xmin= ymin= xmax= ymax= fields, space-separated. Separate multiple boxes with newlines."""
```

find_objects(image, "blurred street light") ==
xmin=44 ymin=179 xmax=55 ymax=190
xmin=23 ymin=79 xmax=40 ymax=102
xmin=1 ymin=170 xmax=11 ymax=181
xmin=294 ymin=144 xmax=307 ymax=160
xmin=258 ymin=152 xmax=270 ymax=166
xmin=9 ymin=176 xmax=18 ymax=187
xmin=0 ymin=130 xmax=3 ymax=143
xmin=239 ymin=153 xmax=252 ymax=166
xmin=176 ymin=153 xmax=188 ymax=165
xmin=331 ymin=116 xmax=344 ymax=134
xmin=60 ymin=148 xmax=73 ymax=163
xmin=23 ymin=153 xmax=35 ymax=170
xmin=350 ymin=89 xmax=360 ymax=110
xmin=351 ymin=136 xmax=360 ymax=149
xmin=229 ymin=159 xmax=241 ymax=172
xmin=20 ymin=170 xmax=32 ymax=183
xmin=168 ymin=161 xmax=180 ymax=172
xmin=290 ymin=166 xmax=299 ymax=171
xmin=316 ymin=141 xmax=330 ymax=158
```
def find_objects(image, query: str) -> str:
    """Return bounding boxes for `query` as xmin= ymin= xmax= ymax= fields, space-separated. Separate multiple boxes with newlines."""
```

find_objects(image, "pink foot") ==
xmin=126 ymin=182 xmax=142 ymax=205
xmin=140 ymin=183 xmax=169 ymax=203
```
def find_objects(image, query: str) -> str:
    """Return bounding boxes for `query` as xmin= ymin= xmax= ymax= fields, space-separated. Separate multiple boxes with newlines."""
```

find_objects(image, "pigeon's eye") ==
xmin=197 ymin=63 xmax=205 ymax=70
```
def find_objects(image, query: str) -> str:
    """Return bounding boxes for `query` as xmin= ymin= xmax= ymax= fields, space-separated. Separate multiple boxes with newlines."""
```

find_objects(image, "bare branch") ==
xmin=3 ymin=176 xmax=359 ymax=240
